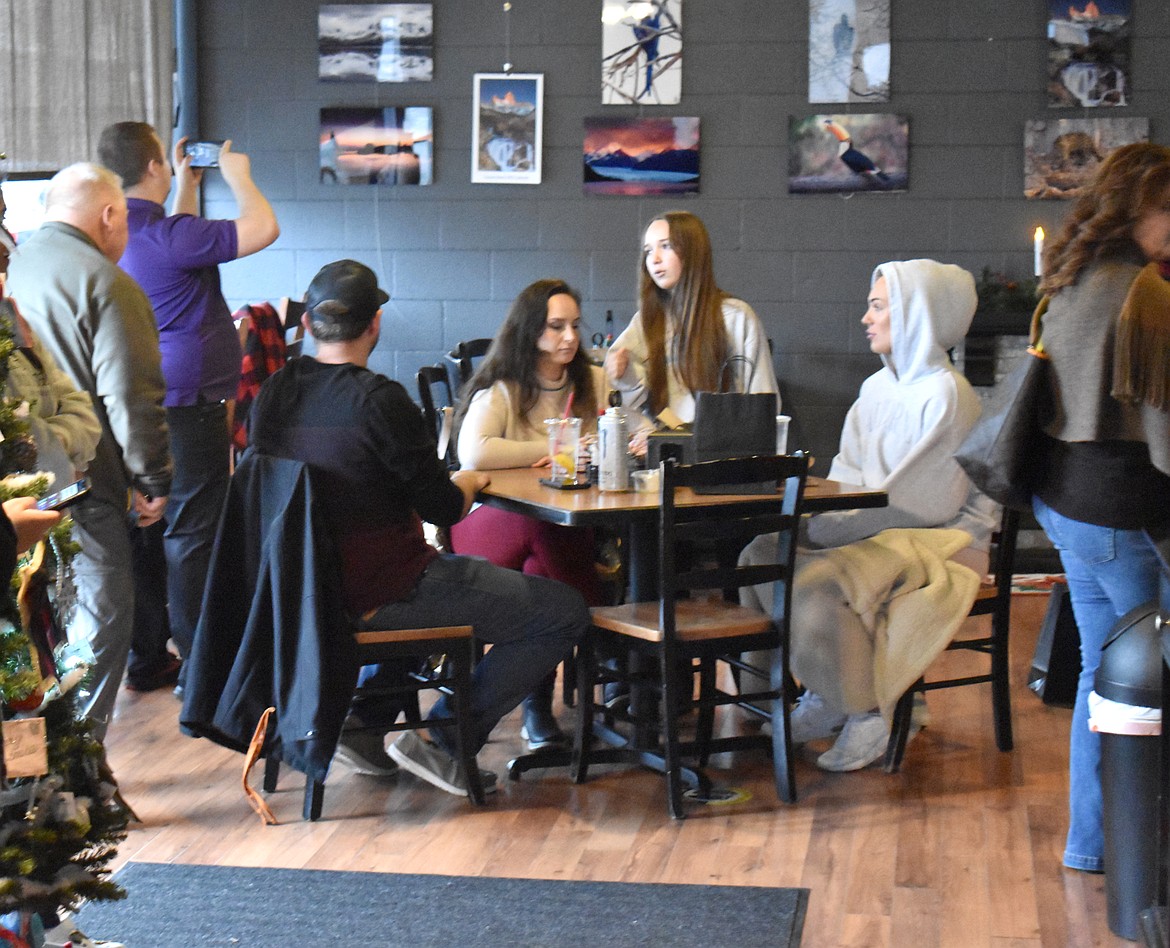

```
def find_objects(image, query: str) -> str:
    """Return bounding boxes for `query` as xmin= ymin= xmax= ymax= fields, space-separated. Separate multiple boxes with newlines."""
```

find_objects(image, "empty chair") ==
xmin=572 ymin=454 xmax=808 ymax=818
xmin=416 ymin=362 xmax=456 ymax=469
xmin=447 ymin=337 xmax=492 ymax=387
xmin=883 ymin=505 xmax=1020 ymax=772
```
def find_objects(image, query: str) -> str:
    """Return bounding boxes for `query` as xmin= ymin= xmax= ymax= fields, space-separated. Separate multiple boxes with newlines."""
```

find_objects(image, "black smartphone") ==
xmin=184 ymin=140 xmax=224 ymax=168
xmin=35 ymin=478 xmax=91 ymax=511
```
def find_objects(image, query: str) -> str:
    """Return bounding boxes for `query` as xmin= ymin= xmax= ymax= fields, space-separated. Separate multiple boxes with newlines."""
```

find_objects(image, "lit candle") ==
xmin=1034 ymin=226 xmax=1045 ymax=278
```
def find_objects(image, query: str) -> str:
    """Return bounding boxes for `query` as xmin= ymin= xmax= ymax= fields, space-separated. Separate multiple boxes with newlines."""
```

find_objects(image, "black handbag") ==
xmin=955 ymin=306 xmax=1053 ymax=512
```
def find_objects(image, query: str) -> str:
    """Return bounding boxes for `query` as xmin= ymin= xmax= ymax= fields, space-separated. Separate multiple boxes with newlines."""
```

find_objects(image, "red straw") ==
xmin=563 ymin=390 xmax=575 ymax=419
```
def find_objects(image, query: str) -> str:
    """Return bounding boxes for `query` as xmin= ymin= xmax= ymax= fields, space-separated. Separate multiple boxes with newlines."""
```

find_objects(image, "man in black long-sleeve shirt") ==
xmin=248 ymin=260 xmax=587 ymax=796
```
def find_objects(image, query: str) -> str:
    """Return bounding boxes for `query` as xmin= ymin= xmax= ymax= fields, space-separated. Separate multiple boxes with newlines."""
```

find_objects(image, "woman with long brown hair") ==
xmin=605 ymin=210 xmax=778 ymax=438
xmin=451 ymin=278 xmax=608 ymax=750
xmin=1033 ymin=141 xmax=1170 ymax=873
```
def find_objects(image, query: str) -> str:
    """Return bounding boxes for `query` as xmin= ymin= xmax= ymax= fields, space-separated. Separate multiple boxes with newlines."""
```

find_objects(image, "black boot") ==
xmin=520 ymin=671 xmax=567 ymax=751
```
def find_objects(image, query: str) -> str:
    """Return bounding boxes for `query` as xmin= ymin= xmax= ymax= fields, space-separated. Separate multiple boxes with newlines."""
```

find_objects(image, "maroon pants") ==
xmin=450 ymin=505 xmax=603 ymax=607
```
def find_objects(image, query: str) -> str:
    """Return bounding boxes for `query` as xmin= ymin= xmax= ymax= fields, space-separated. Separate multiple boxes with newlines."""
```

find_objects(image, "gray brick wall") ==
xmin=196 ymin=0 xmax=1170 ymax=470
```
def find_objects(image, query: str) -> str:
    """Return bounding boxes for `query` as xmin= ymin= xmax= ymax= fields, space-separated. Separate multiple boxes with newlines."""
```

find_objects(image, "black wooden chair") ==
xmin=263 ymin=624 xmax=484 ymax=820
xmin=572 ymin=454 xmax=808 ymax=818
xmin=416 ymin=363 xmax=456 ymax=469
xmin=447 ymin=337 xmax=492 ymax=387
xmin=883 ymin=506 xmax=1021 ymax=772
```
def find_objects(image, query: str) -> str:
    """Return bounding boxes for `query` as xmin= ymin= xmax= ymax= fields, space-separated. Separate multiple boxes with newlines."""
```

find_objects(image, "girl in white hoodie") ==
xmin=742 ymin=259 xmax=996 ymax=772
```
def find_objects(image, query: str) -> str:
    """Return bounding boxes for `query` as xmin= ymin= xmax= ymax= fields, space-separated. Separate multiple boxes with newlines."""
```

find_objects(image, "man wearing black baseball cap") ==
xmin=243 ymin=259 xmax=587 ymax=796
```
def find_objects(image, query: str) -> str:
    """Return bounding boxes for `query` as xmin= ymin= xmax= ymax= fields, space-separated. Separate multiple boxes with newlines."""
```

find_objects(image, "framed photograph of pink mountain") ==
xmin=583 ymin=116 xmax=700 ymax=196
xmin=472 ymin=73 xmax=543 ymax=185
xmin=788 ymin=113 xmax=908 ymax=194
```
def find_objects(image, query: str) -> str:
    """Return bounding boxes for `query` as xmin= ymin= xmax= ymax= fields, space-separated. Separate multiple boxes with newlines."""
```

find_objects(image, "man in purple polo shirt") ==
xmin=98 ymin=122 xmax=279 ymax=691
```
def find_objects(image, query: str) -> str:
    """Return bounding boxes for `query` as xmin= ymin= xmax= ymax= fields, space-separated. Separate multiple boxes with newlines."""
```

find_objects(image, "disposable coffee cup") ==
xmin=775 ymin=414 xmax=791 ymax=455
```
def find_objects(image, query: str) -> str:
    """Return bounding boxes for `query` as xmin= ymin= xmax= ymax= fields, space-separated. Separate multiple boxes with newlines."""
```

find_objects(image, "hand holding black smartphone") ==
xmin=36 ymin=478 xmax=91 ymax=511
xmin=184 ymin=140 xmax=224 ymax=168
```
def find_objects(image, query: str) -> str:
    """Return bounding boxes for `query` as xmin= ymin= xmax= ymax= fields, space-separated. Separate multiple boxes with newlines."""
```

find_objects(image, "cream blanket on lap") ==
xmin=789 ymin=527 xmax=980 ymax=722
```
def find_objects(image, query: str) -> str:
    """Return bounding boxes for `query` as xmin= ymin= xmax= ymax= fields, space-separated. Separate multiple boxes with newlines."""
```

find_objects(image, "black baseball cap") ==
xmin=303 ymin=259 xmax=389 ymax=329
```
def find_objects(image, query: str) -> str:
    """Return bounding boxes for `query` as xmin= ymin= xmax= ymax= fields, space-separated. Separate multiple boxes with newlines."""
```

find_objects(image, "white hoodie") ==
xmin=807 ymin=259 xmax=997 ymax=551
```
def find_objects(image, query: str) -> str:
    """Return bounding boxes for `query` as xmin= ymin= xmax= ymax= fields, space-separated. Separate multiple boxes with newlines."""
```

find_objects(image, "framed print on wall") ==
xmin=472 ymin=73 xmax=543 ymax=185
xmin=601 ymin=0 xmax=682 ymax=105
xmin=788 ymin=113 xmax=908 ymax=194
xmin=1024 ymin=116 xmax=1147 ymax=199
xmin=583 ymin=116 xmax=699 ymax=195
xmin=808 ymin=0 xmax=890 ymax=104
xmin=1047 ymin=1 xmax=1130 ymax=107
xmin=319 ymin=106 xmax=434 ymax=185
xmin=318 ymin=4 xmax=434 ymax=83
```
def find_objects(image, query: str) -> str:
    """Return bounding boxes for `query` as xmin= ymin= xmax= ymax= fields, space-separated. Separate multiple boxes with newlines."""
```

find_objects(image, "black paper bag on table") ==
xmin=692 ymin=392 xmax=778 ymax=496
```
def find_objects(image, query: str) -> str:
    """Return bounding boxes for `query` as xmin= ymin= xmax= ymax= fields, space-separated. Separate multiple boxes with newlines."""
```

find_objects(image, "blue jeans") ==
xmin=356 ymin=554 xmax=588 ymax=754
xmin=1032 ymin=496 xmax=1168 ymax=872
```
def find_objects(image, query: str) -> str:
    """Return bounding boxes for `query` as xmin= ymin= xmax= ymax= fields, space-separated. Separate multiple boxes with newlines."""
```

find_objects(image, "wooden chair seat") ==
xmin=572 ymin=453 xmax=809 ymax=818
xmin=591 ymin=600 xmax=773 ymax=643
xmin=355 ymin=626 xmax=473 ymax=646
xmin=883 ymin=506 xmax=1020 ymax=772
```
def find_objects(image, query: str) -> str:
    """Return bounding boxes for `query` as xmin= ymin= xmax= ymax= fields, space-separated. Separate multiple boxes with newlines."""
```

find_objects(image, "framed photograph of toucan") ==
xmin=787 ymin=113 xmax=908 ymax=194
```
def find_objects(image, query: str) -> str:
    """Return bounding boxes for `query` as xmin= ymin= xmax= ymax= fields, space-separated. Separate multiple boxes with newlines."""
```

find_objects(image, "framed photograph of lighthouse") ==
xmin=808 ymin=0 xmax=890 ymax=104
xmin=472 ymin=73 xmax=543 ymax=185
xmin=788 ymin=113 xmax=908 ymax=194
xmin=601 ymin=0 xmax=682 ymax=105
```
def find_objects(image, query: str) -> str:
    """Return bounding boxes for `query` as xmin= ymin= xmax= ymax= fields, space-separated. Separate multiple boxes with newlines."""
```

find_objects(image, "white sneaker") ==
xmin=43 ymin=921 xmax=126 ymax=948
xmin=816 ymin=712 xmax=891 ymax=772
xmin=786 ymin=691 xmax=847 ymax=744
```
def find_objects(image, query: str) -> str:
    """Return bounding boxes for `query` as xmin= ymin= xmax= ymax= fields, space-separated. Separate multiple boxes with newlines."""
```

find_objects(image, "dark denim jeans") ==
xmin=356 ymin=554 xmax=588 ymax=754
xmin=164 ymin=402 xmax=231 ymax=666
xmin=1033 ymin=496 xmax=1169 ymax=872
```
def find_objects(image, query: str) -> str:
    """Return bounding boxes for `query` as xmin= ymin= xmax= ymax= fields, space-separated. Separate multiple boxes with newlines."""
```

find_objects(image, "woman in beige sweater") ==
xmin=451 ymin=279 xmax=608 ymax=750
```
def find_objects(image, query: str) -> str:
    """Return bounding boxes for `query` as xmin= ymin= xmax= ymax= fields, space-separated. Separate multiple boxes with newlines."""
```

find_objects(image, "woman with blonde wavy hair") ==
xmin=605 ymin=210 xmax=778 ymax=444
xmin=1033 ymin=141 xmax=1170 ymax=874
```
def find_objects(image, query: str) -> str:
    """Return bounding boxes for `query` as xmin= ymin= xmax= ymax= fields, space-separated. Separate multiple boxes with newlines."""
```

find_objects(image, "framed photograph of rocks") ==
xmin=472 ymin=73 xmax=543 ymax=185
xmin=583 ymin=116 xmax=699 ymax=196
xmin=788 ymin=113 xmax=908 ymax=194
xmin=601 ymin=0 xmax=682 ymax=105
xmin=318 ymin=4 xmax=433 ymax=83
xmin=1047 ymin=1 xmax=1130 ymax=107
xmin=1024 ymin=117 xmax=1147 ymax=199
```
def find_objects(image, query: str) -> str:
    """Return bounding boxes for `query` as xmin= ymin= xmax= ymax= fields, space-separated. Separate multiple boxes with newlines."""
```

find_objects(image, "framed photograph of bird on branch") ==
xmin=788 ymin=113 xmax=908 ymax=194
xmin=808 ymin=0 xmax=890 ymax=104
xmin=601 ymin=0 xmax=682 ymax=105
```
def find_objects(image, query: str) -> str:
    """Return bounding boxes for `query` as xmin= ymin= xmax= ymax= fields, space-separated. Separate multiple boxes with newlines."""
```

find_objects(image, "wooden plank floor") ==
xmin=103 ymin=593 xmax=1131 ymax=947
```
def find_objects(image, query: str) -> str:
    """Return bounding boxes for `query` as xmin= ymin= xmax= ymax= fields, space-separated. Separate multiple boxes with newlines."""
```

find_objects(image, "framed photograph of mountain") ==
xmin=583 ymin=116 xmax=699 ymax=195
xmin=1025 ymin=117 xmax=1147 ymax=199
xmin=601 ymin=0 xmax=682 ymax=105
xmin=318 ymin=4 xmax=434 ymax=83
xmin=788 ymin=113 xmax=908 ymax=194
xmin=319 ymin=106 xmax=434 ymax=185
xmin=1047 ymin=1 xmax=1130 ymax=107
xmin=472 ymin=73 xmax=543 ymax=185
xmin=808 ymin=0 xmax=890 ymax=104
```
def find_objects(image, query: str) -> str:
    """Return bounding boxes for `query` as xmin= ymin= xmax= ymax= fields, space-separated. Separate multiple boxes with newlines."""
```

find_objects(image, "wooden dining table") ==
xmin=476 ymin=465 xmax=889 ymax=599
xmin=473 ymin=464 xmax=889 ymax=785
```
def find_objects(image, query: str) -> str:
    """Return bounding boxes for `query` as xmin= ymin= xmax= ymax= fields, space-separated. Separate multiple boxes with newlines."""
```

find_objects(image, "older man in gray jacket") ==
xmin=7 ymin=163 xmax=171 ymax=737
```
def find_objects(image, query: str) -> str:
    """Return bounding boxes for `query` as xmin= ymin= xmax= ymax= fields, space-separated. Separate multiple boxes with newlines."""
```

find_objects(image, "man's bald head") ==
xmin=43 ymin=163 xmax=129 ymax=263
